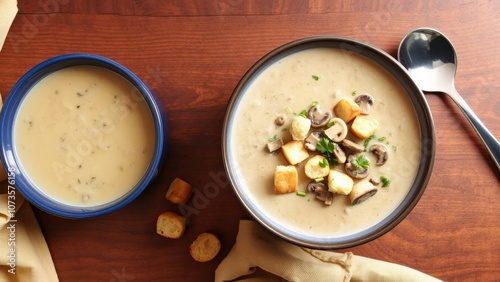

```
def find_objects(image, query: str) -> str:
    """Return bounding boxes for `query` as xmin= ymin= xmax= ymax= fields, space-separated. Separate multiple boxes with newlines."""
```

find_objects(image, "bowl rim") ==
xmin=0 ymin=53 xmax=167 ymax=219
xmin=222 ymin=35 xmax=436 ymax=249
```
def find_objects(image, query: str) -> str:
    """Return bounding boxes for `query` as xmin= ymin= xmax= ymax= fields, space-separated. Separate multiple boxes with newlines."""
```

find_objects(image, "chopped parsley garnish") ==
xmin=380 ymin=176 xmax=391 ymax=187
xmin=318 ymin=158 xmax=329 ymax=168
xmin=392 ymin=145 xmax=397 ymax=152
xmin=351 ymin=155 xmax=370 ymax=169
xmin=351 ymin=91 xmax=357 ymax=96
xmin=311 ymin=100 xmax=319 ymax=106
xmin=363 ymin=135 xmax=376 ymax=151
xmin=326 ymin=120 xmax=336 ymax=128
xmin=314 ymin=177 xmax=324 ymax=182
xmin=316 ymin=138 xmax=337 ymax=166
xmin=317 ymin=138 xmax=335 ymax=155
xmin=296 ymin=190 xmax=307 ymax=197
xmin=312 ymin=75 xmax=319 ymax=81
xmin=298 ymin=109 xmax=308 ymax=118
xmin=268 ymin=135 xmax=278 ymax=142
xmin=378 ymin=136 xmax=387 ymax=142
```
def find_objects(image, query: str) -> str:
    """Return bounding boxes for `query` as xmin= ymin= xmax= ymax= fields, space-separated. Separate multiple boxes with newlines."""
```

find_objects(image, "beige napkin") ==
xmin=0 ymin=191 xmax=59 ymax=282
xmin=0 ymin=0 xmax=18 ymax=51
xmin=215 ymin=220 xmax=443 ymax=282
xmin=0 ymin=2 xmax=59 ymax=281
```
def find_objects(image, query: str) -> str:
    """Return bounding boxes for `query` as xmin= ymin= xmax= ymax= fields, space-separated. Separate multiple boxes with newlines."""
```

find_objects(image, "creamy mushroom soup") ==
xmin=230 ymin=48 xmax=421 ymax=237
xmin=14 ymin=66 xmax=156 ymax=207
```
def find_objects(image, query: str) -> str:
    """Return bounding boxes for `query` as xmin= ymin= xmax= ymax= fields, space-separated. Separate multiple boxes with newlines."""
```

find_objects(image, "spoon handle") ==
xmin=446 ymin=87 xmax=500 ymax=171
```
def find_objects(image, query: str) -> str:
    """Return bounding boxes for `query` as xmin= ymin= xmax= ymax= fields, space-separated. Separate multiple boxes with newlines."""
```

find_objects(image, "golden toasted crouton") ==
xmin=274 ymin=165 xmax=298 ymax=194
xmin=281 ymin=140 xmax=309 ymax=165
xmin=304 ymin=155 xmax=330 ymax=179
xmin=166 ymin=178 xmax=193 ymax=205
xmin=350 ymin=116 xmax=378 ymax=139
xmin=328 ymin=170 xmax=354 ymax=195
xmin=156 ymin=211 xmax=186 ymax=239
xmin=190 ymin=232 xmax=221 ymax=262
xmin=333 ymin=98 xmax=361 ymax=123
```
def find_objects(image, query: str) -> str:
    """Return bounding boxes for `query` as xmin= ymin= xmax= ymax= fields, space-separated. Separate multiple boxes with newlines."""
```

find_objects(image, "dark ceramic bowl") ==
xmin=0 ymin=54 xmax=169 ymax=218
xmin=222 ymin=36 xmax=435 ymax=249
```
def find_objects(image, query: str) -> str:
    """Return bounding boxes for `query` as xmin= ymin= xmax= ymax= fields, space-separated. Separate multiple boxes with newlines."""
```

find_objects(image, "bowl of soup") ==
xmin=222 ymin=36 xmax=435 ymax=249
xmin=0 ymin=54 xmax=169 ymax=218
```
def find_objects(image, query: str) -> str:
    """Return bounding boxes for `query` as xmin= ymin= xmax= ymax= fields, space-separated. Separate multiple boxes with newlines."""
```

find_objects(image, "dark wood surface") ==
xmin=1 ymin=1 xmax=499 ymax=281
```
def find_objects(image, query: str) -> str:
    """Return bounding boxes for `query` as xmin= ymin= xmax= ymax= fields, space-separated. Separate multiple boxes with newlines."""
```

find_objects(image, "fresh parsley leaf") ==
xmin=298 ymin=109 xmax=308 ymax=118
xmin=380 ymin=176 xmax=391 ymax=187
xmin=316 ymin=138 xmax=338 ymax=167
xmin=351 ymin=155 xmax=370 ymax=169
xmin=311 ymin=100 xmax=319 ymax=106
xmin=317 ymin=138 xmax=335 ymax=154
xmin=312 ymin=75 xmax=319 ymax=81
xmin=318 ymin=158 xmax=329 ymax=168
xmin=363 ymin=135 xmax=376 ymax=151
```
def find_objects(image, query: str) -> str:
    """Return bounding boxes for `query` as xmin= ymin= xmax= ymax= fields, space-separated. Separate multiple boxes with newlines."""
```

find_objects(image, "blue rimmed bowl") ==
xmin=0 ymin=54 xmax=169 ymax=218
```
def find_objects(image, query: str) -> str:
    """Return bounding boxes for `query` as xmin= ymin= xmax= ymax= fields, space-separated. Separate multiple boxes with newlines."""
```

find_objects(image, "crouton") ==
xmin=156 ymin=211 xmax=186 ymax=239
xmin=289 ymin=116 xmax=311 ymax=141
xmin=165 ymin=178 xmax=193 ymax=205
xmin=328 ymin=170 xmax=354 ymax=195
xmin=281 ymin=140 xmax=309 ymax=165
xmin=304 ymin=155 xmax=330 ymax=179
xmin=190 ymin=232 xmax=221 ymax=262
xmin=333 ymin=98 xmax=361 ymax=123
xmin=350 ymin=116 xmax=378 ymax=139
xmin=274 ymin=165 xmax=298 ymax=194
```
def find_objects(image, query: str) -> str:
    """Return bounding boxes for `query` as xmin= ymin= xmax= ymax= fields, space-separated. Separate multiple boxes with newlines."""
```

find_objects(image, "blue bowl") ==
xmin=0 ymin=54 xmax=169 ymax=218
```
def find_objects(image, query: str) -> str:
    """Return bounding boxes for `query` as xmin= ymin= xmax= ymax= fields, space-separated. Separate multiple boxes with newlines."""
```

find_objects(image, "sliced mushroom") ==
xmin=308 ymin=105 xmax=331 ymax=128
xmin=333 ymin=143 xmax=347 ymax=164
xmin=344 ymin=155 xmax=370 ymax=179
xmin=349 ymin=181 xmax=378 ymax=205
xmin=323 ymin=118 xmax=347 ymax=142
xmin=341 ymin=139 xmax=364 ymax=153
xmin=306 ymin=182 xmax=334 ymax=206
xmin=370 ymin=177 xmax=381 ymax=186
xmin=275 ymin=115 xmax=285 ymax=126
xmin=267 ymin=138 xmax=284 ymax=153
xmin=369 ymin=143 xmax=389 ymax=165
xmin=304 ymin=131 xmax=322 ymax=151
xmin=354 ymin=93 xmax=374 ymax=115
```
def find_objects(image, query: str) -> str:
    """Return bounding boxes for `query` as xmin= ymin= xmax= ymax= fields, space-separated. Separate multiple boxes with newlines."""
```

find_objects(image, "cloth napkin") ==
xmin=215 ymin=220 xmax=443 ymax=282
xmin=1 ymin=2 xmax=59 ymax=281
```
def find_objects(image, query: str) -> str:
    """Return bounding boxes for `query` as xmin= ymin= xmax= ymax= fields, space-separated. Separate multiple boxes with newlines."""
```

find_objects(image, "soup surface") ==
xmin=229 ymin=48 xmax=421 ymax=237
xmin=15 ymin=66 xmax=156 ymax=206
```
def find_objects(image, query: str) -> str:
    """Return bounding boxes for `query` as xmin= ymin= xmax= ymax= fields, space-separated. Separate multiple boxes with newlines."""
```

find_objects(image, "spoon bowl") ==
xmin=398 ymin=27 xmax=500 ymax=171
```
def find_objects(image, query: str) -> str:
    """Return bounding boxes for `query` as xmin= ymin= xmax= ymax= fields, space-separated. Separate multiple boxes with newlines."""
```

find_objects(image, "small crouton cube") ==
xmin=274 ymin=165 xmax=298 ymax=194
xmin=350 ymin=116 xmax=378 ymax=139
xmin=333 ymin=98 xmax=361 ymax=123
xmin=281 ymin=140 xmax=309 ymax=165
xmin=156 ymin=211 xmax=186 ymax=239
xmin=166 ymin=178 xmax=194 ymax=205
xmin=328 ymin=170 xmax=354 ymax=195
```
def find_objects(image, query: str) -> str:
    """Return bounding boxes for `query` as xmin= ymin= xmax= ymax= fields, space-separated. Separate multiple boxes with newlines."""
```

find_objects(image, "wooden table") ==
xmin=1 ymin=1 xmax=499 ymax=281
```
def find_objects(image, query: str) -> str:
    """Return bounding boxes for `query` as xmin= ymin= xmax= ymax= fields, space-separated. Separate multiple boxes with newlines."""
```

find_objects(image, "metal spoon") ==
xmin=398 ymin=27 xmax=500 ymax=171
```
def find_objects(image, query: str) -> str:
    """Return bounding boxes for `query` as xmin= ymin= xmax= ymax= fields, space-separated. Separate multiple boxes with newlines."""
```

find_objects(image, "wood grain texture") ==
xmin=1 ymin=1 xmax=499 ymax=281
